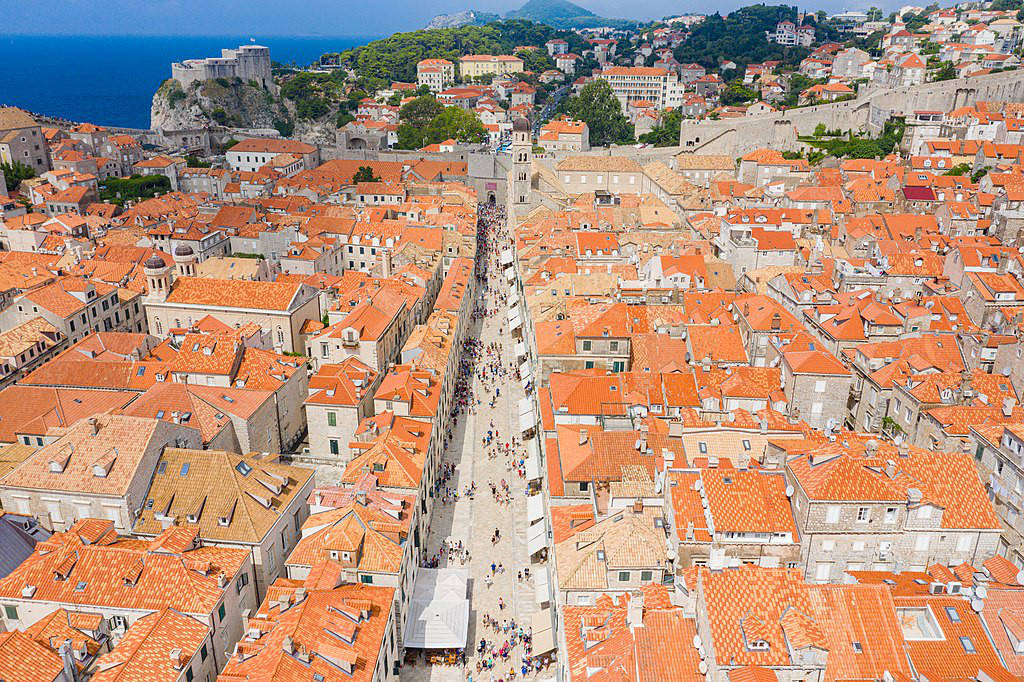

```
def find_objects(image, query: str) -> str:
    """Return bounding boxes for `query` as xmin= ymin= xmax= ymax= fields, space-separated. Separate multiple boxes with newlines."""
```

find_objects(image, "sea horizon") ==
xmin=0 ymin=34 xmax=378 ymax=129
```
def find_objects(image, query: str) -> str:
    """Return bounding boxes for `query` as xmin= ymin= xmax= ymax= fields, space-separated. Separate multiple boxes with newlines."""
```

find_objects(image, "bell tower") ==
xmin=511 ymin=117 xmax=532 ymax=212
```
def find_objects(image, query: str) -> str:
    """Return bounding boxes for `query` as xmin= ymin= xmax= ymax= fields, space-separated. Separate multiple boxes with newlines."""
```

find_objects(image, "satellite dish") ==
xmin=971 ymin=599 xmax=984 ymax=613
xmin=785 ymin=485 xmax=795 ymax=497
xmin=699 ymin=661 xmax=708 ymax=675
xmin=1016 ymin=570 xmax=1024 ymax=586
xmin=698 ymin=646 xmax=706 ymax=659
xmin=701 ymin=498 xmax=708 ymax=508
xmin=693 ymin=635 xmax=702 ymax=649
xmin=694 ymin=479 xmax=703 ymax=492
xmin=975 ymin=585 xmax=988 ymax=599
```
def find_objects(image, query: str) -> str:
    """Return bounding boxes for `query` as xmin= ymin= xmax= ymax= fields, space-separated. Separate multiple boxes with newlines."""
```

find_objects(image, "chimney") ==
xmin=626 ymin=589 xmax=645 ymax=629
xmin=579 ymin=429 xmax=589 ymax=446
xmin=884 ymin=459 xmax=896 ymax=478
xmin=87 ymin=417 xmax=99 ymax=436
xmin=59 ymin=640 xmax=80 ymax=682
xmin=770 ymin=313 xmax=781 ymax=330
xmin=282 ymin=635 xmax=295 ymax=655
xmin=997 ymin=255 xmax=1009 ymax=275
xmin=1003 ymin=397 xmax=1017 ymax=417
xmin=685 ymin=521 xmax=695 ymax=541
xmin=897 ymin=441 xmax=909 ymax=458
xmin=169 ymin=648 xmax=184 ymax=671
xmin=865 ymin=439 xmax=879 ymax=458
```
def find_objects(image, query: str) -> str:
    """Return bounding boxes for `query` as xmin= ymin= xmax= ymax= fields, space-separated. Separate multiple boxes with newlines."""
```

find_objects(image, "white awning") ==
xmin=509 ymin=289 xmax=520 ymax=306
xmin=527 ymin=493 xmax=545 ymax=522
xmin=531 ymin=607 xmax=556 ymax=654
xmin=525 ymin=454 xmax=541 ymax=481
xmin=519 ymin=398 xmax=536 ymax=433
xmin=506 ymin=268 xmax=516 ymax=282
xmin=500 ymin=249 xmax=514 ymax=266
xmin=533 ymin=566 xmax=551 ymax=604
xmin=402 ymin=568 xmax=470 ymax=649
xmin=520 ymin=361 xmax=533 ymax=382
xmin=514 ymin=341 xmax=527 ymax=359
xmin=527 ymin=520 xmax=547 ymax=555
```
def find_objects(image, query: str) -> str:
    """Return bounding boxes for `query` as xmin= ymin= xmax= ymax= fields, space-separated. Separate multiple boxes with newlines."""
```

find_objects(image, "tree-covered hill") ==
xmin=673 ymin=5 xmax=810 ymax=70
xmin=328 ymin=20 xmax=587 ymax=87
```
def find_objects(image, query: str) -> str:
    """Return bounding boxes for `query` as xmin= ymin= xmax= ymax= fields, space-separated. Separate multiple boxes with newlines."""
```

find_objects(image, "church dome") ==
xmin=513 ymin=117 xmax=530 ymax=133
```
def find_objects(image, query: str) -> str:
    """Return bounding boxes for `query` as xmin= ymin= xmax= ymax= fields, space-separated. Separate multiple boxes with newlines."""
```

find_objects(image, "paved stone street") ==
xmin=401 ymin=211 xmax=549 ymax=681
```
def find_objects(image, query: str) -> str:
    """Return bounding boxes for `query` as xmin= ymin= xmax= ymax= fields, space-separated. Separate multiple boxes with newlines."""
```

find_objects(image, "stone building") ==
xmin=0 ymin=107 xmax=50 ymax=173
xmin=785 ymin=439 xmax=1002 ymax=583
xmin=171 ymin=44 xmax=272 ymax=89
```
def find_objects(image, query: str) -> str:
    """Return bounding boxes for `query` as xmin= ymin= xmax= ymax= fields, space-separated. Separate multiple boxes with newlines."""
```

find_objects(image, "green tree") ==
xmin=813 ymin=122 xmax=827 ymax=137
xmin=353 ymin=166 xmax=381 ymax=183
xmin=638 ymin=109 xmax=682 ymax=147
xmin=0 ymin=161 xmax=35 ymax=192
xmin=562 ymin=80 xmax=633 ymax=147
xmin=720 ymin=83 xmax=758 ymax=106
xmin=934 ymin=61 xmax=957 ymax=81
xmin=423 ymin=107 xmax=488 ymax=145
xmin=396 ymin=124 xmax=427 ymax=150
xmin=184 ymin=155 xmax=211 ymax=168
xmin=400 ymin=95 xmax=444 ymax=128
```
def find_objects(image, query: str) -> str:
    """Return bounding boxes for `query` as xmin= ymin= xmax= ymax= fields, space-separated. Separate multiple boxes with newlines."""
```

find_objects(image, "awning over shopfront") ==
xmin=533 ymin=565 xmax=551 ymax=605
xmin=527 ymin=520 xmax=547 ymax=555
xmin=527 ymin=493 xmax=545 ymax=522
xmin=403 ymin=568 xmax=470 ymax=649
xmin=531 ymin=607 xmax=557 ymax=654
xmin=514 ymin=341 xmax=527 ymax=359
xmin=520 ymin=361 xmax=533 ymax=383
xmin=525 ymin=454 xmax=541 ymax=481
xmin=500 ymin=249 xmax=514 ymax=267
xmin=518 ymin=398 xmax=536 ymax=433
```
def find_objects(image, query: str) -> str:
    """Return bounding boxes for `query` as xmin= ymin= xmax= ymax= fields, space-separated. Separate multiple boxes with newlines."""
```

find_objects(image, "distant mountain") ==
xmin=427 ymin=0 xmax=635 ymax=30
xmin=426 ymin=9 xmax=500 ymax=29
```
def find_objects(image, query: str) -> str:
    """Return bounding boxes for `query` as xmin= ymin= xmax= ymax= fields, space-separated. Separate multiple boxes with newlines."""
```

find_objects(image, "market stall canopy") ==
xmin=403 ymin=568 xmax=470 ymax=649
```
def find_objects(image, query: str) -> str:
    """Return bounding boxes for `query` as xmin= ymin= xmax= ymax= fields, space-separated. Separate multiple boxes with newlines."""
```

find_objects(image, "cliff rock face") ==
xmin=150 ymin=78 xmax=287 ymax=132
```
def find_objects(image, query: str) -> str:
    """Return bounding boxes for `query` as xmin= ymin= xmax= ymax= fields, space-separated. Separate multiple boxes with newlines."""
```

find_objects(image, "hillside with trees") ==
xmin=325 ymin=20 xmax=587 ymax=88
xmin=672 ymin=5 xmax=811 ymax=70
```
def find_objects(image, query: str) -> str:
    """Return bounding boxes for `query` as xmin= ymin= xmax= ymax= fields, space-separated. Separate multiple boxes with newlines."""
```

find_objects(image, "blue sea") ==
xmin=0 ymin=35 xmax=376 ymax=129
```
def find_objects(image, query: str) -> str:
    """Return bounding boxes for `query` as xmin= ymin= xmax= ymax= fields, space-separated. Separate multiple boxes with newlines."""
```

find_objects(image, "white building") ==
xmin=596 ymin=66 xmax=686 ymax=111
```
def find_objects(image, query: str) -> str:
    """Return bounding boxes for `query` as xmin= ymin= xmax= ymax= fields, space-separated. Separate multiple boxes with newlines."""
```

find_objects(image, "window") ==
xmin=852 ymin=641 xmax=863 ymax=653
xmin=918 ymin=506 xmax=932 ymax=520
xmin=329 ymin=439 xmax=339 ymax=455
xmin=236 ymin=572 xmax=249 ymax=594
xmin=857 ymin=507 xmax=869 ymax=523
xmin=960 ymin=636 xmax=976 ymax=654
xmin=327 ymin=412 xmax=337 ymax=427
xmin=957 ymin=535 xmax=972 ymax=553
xmin=915 ymin=534 xmax=930 ymax=552
xmin=218 ymin=602 xmax=226 ymax=622
xmin=640 ymin=570 xmax=653 ymax=581
xmin=360 ymin=574 xmax=374 ymax=584
xmin=826 ymin=506 xmax=840 ymax=523
xmin=200 ymin=642 xmax=209 ymax=661
xmin=698 ymin=442 xmax=708 ymax=454
xmin=946 ymin=606 xmax=961 ymax=623
xmin=618 ymin=571 xmax=631 ymax=582
xmin=742 ymin=439 xmax=751 ymax=451
xmin=814 ymin=380 xmax=826 ymax=393
xmin=186 ymin=667 xmax=194 ymax=682
xmin=582 ymin=340 xmax=592 ymax=351
xmin=3 ymin=605 xmax=17 ymax=620
xmin=884 ymin=507 xmax=897 ymax=523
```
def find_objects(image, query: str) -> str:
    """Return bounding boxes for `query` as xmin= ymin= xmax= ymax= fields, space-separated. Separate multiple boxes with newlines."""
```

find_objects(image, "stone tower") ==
xmin=144 ymin=254 xmax=172 ymax=302
xmin=511 ymin=117 xmax=532 ymax=211
xmin=173 ymin=244 xmax=196 ymax=278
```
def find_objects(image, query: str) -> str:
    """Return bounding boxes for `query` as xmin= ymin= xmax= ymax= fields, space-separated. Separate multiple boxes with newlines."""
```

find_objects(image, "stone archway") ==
xmin=487 ymin=192 xmax=496 ymax=205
